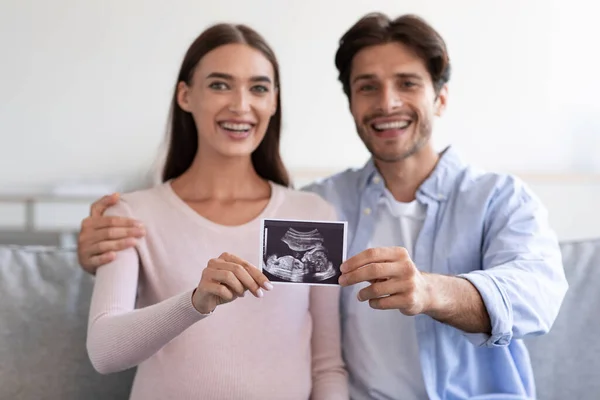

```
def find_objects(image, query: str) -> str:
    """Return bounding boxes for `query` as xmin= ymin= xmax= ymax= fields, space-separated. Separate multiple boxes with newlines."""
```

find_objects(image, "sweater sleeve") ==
xmin=86 ymin=200 xmax=209 ymax=374
xmin=308 ymin=200 xmax=349 ymax=399
xmin=309 ymin=286 xmax=349 ymax=399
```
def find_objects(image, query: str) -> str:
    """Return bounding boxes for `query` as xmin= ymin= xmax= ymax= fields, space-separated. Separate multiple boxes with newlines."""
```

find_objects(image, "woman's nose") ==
xmin=228 ymin=90 xmax=251 ymax=114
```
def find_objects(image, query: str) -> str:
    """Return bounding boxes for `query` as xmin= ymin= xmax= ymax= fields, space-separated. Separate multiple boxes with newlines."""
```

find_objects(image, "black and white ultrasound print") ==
xmin=260 ymin=218 xmax=347 ymax=286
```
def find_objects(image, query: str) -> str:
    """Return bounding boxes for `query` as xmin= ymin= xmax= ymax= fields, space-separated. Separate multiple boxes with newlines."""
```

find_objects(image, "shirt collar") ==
xmin=358 ymin=146 xmax=467 ymax=202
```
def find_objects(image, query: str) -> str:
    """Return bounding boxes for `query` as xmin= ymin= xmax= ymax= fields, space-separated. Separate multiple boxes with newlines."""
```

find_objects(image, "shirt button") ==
xmin=372 ymin=176 xmax=381 ymax=184
xmin=363 ymin=207 xmax=372 ymax=215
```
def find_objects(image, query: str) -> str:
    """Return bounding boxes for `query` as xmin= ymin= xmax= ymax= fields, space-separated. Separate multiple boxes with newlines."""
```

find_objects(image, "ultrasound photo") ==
xmin=260 ymin=218 xmax=348 ymax=286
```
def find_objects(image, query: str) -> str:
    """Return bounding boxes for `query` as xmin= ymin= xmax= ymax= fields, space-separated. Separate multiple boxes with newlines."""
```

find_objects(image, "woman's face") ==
xmin=177 ymin=43 xmax=278 ymax=159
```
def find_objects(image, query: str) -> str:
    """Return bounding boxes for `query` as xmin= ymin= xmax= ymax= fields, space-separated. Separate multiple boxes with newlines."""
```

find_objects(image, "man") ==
xmin=76 ymin=13 xmax=568 ymax=400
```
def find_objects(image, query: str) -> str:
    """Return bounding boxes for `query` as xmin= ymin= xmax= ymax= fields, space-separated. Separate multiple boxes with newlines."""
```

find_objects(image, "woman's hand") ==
xmin=192 ymin=252 xmax=273 ymax=314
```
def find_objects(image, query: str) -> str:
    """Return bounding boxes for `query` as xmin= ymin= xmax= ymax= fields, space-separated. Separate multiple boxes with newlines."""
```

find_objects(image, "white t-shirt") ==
xmin=365 ymin=187 xmax=428 ymax=400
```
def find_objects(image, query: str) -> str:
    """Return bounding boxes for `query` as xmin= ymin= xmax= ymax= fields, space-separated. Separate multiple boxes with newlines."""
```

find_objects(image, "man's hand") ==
xmin=339 ymin=246 xmax=491 ymax=333
xmin=338 ymin=246 xmax=433 ymax=315
xmin=77 ymin=193 xmax=145 ymax=275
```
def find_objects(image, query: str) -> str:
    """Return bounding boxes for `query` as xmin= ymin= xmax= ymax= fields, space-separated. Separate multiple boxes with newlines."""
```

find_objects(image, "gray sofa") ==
xmin=1 ymin=239 xmax=599 ymax=400
xmin=0 ymin=246 xmax=135 ymax=400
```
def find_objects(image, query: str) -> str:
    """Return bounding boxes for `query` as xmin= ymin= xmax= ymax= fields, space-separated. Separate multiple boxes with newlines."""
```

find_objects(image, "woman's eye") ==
xmin=209 ymin=81 xmax=228 ymax=90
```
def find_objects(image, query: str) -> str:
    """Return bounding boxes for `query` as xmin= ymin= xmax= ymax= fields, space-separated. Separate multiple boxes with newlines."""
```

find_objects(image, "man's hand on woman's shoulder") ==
xmin=77 ymin=193 xmax=145 ymax=274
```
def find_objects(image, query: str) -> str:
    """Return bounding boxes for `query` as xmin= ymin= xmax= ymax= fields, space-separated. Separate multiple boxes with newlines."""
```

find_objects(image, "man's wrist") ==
xmin=419 ymin=273 xmax=492 ymax=334
xmin=421 ymin=272 xmax=447 ymax=317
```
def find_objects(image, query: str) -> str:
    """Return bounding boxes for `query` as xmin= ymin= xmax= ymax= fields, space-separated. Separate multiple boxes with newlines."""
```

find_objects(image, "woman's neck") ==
xmin=171 ymin=152 xmax=269 ymax=201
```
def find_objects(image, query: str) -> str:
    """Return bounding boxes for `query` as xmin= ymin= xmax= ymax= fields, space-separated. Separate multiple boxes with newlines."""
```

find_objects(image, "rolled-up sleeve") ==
xmin=458 ymin=178 xmax=569 ymax=347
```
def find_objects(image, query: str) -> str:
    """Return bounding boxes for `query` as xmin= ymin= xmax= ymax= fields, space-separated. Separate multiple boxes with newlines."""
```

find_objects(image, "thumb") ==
xmin=90 ymin=193 xmax=120 ymax=217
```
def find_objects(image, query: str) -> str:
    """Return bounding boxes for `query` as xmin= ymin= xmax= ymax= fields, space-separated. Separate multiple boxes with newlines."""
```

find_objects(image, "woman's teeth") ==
xmin=372 ymin=120 xmax=410 ymax=131
xmin=220 ymin=122 xmax=252 ymax=132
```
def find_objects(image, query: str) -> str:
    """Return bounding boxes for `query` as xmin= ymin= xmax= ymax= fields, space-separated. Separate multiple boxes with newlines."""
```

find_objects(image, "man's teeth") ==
xmin=220 ymin=122 xmax=252 ymax=131
xmin=373 ymin=121 xmax=410 ymax=130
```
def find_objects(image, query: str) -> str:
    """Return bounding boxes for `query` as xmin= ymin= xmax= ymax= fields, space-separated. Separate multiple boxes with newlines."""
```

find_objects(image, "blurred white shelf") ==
xmin=0 ymin=195 xmax=96 ymax=232
xmin=0 ymin=202 xmax=27 ymax=228
xmin=0 ymin=171 xmax=599 ymax=242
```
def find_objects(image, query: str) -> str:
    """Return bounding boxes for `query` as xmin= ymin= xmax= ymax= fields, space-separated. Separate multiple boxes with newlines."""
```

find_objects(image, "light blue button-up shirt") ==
xmin=303 ymin=147 xmax=569 ymax=400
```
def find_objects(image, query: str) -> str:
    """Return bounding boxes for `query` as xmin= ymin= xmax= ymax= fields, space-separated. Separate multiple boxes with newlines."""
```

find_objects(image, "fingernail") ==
xmin=338 ymin=276 xmax=346 ymax=285
xmin=135 ymin=221 xmax=144 ymax=228
xmin=257 ymin=288 xmax=264 ymax=298
xmin=340 ymin=263 xmax=347 ymax=273
xmin=263 ymin=282 xmax=273 ymax=291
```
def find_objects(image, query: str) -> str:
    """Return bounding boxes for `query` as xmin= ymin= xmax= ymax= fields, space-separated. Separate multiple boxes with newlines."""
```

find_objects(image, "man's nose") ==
xmin=378 ymin=85 xmax=403 ymax=114
xmin=229 ymin=89 xmax=251 ymax=114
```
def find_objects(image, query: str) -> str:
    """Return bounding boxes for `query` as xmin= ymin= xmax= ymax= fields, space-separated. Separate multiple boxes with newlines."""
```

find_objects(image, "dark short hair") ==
xmin=334 ymin=13 xmax=451 ymax=98
xmin=162 ymin=23 xmax=290 ymax=187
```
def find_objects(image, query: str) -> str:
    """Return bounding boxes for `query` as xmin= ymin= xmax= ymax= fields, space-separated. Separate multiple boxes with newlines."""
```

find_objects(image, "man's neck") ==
xmin=374 ymin=146 xmax=439 ymax=203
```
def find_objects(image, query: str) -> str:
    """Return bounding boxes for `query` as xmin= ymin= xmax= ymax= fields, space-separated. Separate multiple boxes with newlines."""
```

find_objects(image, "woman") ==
xmin=85 ymin=23 xmax=348 ymax=399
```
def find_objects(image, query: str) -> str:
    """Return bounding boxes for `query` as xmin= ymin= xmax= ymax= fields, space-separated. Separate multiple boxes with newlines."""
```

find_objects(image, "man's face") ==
xmin=348 ymin=42 xmax=447 ymax=163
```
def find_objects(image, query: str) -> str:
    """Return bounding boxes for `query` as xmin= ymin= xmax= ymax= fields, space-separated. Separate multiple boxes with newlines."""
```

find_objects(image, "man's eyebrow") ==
xmin=352 ymin=73 xmax=377 ymax=84
xmin=206 ymin=72 xmax=272 ymax=83
xmin=351 ymin=72 xmax=424 ymax=84
xmin=395 ymin=73 xmax=424 ymax=81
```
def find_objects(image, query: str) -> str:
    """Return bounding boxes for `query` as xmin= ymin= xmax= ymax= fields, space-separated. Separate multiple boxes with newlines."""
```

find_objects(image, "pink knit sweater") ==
xmin=86 ymin=181 xmax=348 ymax=400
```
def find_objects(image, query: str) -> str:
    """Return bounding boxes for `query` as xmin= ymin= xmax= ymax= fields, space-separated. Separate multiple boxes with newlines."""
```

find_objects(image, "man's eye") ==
xmin=252 ymin=85 xmax=269 ymax=93
xmin=359 ymin=84 xmax=377 ymax=92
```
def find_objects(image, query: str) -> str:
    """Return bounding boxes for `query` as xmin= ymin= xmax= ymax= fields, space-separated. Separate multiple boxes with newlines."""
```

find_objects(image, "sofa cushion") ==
xmin=2 ymin=237 xmax=598 ymax=399
xmin=0 ymin=245 xmax=134 ymax=400
xmin=526 ymin=238 xmax=600 ymax=400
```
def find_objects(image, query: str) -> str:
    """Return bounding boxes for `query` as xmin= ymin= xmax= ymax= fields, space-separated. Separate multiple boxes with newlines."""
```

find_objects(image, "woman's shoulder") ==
xmin=271 ymin=182 xmax=339 ymax=221
xmin=104 ymin=183 xmax=170 ymax=218
xmin=120 ymin=183 xmax=166 ymax=202
xmin=273 ymin=182 xmax=333 ymax=207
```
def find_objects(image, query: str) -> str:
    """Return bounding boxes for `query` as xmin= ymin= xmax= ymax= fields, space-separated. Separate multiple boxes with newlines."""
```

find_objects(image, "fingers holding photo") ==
xmin=340 ymin=246 xmax=411 ymax=273
xmin=338 ymin=246 xmax=432 ymax=315
xmin=218 ymin=252 xmax=274 ymax=294
xmin=192 ymin=253 xmax=273 ymax=314
xmin=338 ymin=246 xmax=414 ymax=286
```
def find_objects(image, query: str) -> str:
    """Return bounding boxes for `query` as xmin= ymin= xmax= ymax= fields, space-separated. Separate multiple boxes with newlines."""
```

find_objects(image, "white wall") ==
xmin=1 ymin=0 xmax=599 ymax=240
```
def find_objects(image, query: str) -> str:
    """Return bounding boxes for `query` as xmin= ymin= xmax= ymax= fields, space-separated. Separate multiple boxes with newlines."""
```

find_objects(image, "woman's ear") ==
xmin=271 ymin=87 xmax=279 ymax=116
xmin=176 ymin=81 xmax=192 ymax=112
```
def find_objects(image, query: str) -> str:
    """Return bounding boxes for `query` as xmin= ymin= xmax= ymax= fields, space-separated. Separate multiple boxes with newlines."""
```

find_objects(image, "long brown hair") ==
xmin=161 ymin=23 xmax=290 ymax=186
xmin=335 ymin=13 xmax=451 ymax=99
